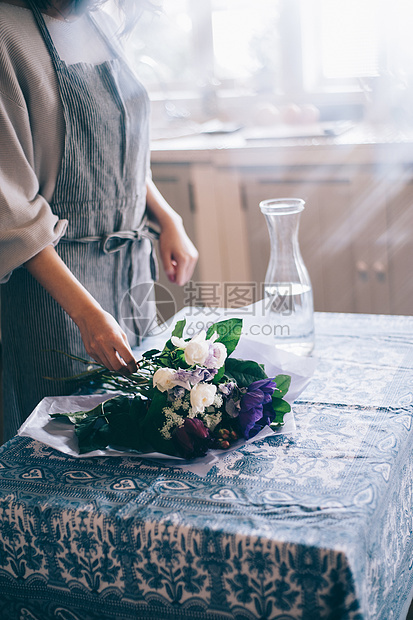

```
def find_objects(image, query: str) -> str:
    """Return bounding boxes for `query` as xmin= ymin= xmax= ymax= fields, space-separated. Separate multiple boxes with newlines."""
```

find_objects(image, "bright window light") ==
xmin=319 ymin=0 xmax=380 ymax=78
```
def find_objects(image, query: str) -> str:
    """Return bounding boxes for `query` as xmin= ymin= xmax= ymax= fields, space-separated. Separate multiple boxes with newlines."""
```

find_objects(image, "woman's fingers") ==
xmin=159 ymin=224 xmax=199 ymax=286
xmin=174 ymin=252 xmax=194 ymax=286
xmin=90 ymin=343 xmax=137 ymax=374
xmin=113 ymin=342 xmax=138 ymax=374
xmin=78 ymin=309 xmax=137 ymax=373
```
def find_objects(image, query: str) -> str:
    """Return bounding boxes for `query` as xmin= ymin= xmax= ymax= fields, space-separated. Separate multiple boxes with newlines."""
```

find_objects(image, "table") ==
xmin=0 ymin=312 xmax=412 ymax=620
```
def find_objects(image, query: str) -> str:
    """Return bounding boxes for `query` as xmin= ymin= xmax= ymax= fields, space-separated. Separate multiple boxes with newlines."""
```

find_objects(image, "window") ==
xmin=120 ymin=0 xmax=281 ymax=96
xmin=114 ymin=0 xmax=413 ymax=123
xmin=300 ymin=0 xmax=383 ymax=98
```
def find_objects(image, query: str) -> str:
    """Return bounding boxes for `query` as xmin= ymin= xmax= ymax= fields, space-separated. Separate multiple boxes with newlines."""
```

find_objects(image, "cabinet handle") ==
xmin=188 ymin=182 xmax=196 ymax=213
xmin=356 ymin=260 xmax=369 ymax=281
xmin=240 ymin=184 xmax=248 ymax=211
xmin=373 ymin=261 xmax=386 ymax=282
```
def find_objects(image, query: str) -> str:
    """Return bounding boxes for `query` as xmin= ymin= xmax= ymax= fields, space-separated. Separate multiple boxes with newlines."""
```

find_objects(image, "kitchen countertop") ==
xmin=150 ymin=121 xmax=413 ymax=166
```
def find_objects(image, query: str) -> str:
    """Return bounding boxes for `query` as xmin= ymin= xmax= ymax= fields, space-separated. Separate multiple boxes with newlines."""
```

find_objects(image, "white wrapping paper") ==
xmin=18 ymin=306 xmax=317 ymax=475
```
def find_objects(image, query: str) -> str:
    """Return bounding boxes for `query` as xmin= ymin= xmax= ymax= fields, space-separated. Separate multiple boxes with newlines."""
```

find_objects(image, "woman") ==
xmin=0 ymin=0 xmax=198 ymax=440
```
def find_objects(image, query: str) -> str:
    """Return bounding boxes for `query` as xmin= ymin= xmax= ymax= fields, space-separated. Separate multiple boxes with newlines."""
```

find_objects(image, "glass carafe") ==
xmin=259 ymin=198 xmax=315 ymax=355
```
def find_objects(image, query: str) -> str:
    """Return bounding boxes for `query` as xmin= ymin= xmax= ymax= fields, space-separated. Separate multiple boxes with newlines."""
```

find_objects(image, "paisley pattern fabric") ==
xmin=0 ymin=312 xmax=412 ymax=620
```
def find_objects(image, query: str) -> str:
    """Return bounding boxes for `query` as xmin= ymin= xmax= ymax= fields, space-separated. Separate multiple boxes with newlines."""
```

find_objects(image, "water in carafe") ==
xmin=260 ymin=199 xmax=315 ymax=356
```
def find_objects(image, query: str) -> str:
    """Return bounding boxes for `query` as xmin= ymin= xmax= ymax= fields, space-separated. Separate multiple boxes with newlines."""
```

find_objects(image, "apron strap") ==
xmin=26 ymin=0 xmax=64 ymax=71
xmin=61 ymin=219 xmax=160 ymax=281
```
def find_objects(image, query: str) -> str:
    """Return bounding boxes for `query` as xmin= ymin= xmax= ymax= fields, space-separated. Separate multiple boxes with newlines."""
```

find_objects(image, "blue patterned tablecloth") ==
xmin=0 ymin=312 xmax=413 ymax=620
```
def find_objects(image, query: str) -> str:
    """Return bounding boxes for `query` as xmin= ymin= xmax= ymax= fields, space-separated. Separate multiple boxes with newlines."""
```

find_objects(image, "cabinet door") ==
xmin=240 ymin=167 xmax=354 ymax=313
xmin=351 ymin=168 xmax=390 ymax=314
xmin=151 ymin=163 xmax=199 ymax=317
xmin=386 ymin=170 xmax=413 ymax=315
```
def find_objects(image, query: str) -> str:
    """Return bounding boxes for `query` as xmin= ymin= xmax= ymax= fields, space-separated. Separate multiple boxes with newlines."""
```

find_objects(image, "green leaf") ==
xmin=172 ymin=319 xmax=186 ymax=339
xmin=206 ymin=318 xmax=242 ymax=356
xmin=161 ymin=319 xmax=187 ymax=355
xmin=50 ymin=411 xmax=91 ymax=424
xmin=106 ymin=397 xmax=148 ymax=452
xmin=141 ymin=348 xmax=161 ymax=359
xmin=270 ymin=395 xmax=291 ymax=426
xmin=273 ymin=374 xmax=291 ymax=398
xmin=272 ymin=397 xmax=291 ymax=414
xmin=224 ymin=357 xmax=268 ymax=388
xmin=65 ymin=395 xmax=149 ymax=454
xmin=141 ymin=389 xmax=178 ymax=456
xmin=212 ymin=365 xmax=226 ymax=384
xmin=75 ymin=414 xmax=111 ymax=454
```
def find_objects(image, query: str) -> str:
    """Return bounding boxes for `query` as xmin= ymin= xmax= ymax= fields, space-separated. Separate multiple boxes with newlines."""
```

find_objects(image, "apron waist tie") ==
xmin=61 ymin=219 xmax=160 ymax=282
xmin=62 ymin=220 xmax=159 ymax=251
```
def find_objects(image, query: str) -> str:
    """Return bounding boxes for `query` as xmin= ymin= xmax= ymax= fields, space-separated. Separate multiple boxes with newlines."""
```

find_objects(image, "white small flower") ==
xmin=190 ymin=382 xmax=217 ymax=414
xmin=213 ymin=393 xmax=223 ymax=407
xmin=181 ymin=399 xmax=190 ymax=411
xmin=153 ymin=367 xmax=176 ymax=392
xmin=159 ymin=408 xmax=184 ymax=440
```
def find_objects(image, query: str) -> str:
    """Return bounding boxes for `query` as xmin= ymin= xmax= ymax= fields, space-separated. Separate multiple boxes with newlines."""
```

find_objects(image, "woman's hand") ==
xmin=158 ymin=217 xmax=198 ymax=286
xmin=75 ymin=307 xmax=137 ymax=373
xmin=24 ymin=245 xmax=137 ymax=373
xmin=145 ymin=177 xmax=199 ymax=286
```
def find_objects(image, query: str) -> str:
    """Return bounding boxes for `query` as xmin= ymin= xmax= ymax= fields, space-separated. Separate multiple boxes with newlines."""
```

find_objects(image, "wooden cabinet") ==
xmin=151 ymin=140 xmax=413 ymax=316
xmin=150 ymin=163 xmax=198 ymax=316
xmin=239 ymin=166 xmax=355 ymax=313
xmin=151 ymin=161 xmax=252 ymax=308
xmin=239 ymin=163 xmax=413 ymax=315
xmin=386 ymin=166 xmax=413 ymax=315
xmin=350 ymin=167 xmax=391 ymax=314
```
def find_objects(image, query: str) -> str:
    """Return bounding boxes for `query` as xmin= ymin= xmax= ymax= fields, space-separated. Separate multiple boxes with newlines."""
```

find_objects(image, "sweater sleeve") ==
xmin=0 ymin=92 xmax=68 ymax=283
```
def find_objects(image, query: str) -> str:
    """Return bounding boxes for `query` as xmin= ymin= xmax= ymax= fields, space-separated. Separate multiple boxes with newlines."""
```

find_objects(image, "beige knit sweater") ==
xmin=0 ymin=3 xmax=118 ymax=282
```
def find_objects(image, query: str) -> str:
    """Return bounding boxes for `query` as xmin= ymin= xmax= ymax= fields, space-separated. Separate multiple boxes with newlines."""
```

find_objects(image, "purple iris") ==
xmin=238 ymin=379 xmax=277 ymax=439
xmin=172 ymin=418 xmax=211 ymax=459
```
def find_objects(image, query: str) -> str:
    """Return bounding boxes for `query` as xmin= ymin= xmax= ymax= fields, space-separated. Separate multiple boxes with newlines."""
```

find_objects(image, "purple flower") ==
xmin=225 ymin=398 xmax=241 ymax=418
xmin=218 ymin=381 xmax=236 ymax=396
xmin=190 ymin=366 xmax=218 ymax=384
xmin=238 ymin=379 xmax=277 ymax=439
xmin=172 ymin=367 xmax=217 ymax=391
xmin=172 ymin=369 xmax=193 ymax=390
xmin=172 ymin=418 xmax=211 ymax=459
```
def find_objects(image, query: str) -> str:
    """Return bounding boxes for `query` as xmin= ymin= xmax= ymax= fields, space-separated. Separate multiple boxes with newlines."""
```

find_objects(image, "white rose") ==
xmin=172 ymin=331 xmax=208 ymax=366
xmin=206 ymin=342 xmax=227 ymax=369
xmin=190 ymin=382 xmax=217 ymax=414
xmin=172 ymin=330 xmax=222 ymax=367
xmin=153 ymin=367 xmax=176 ymax=392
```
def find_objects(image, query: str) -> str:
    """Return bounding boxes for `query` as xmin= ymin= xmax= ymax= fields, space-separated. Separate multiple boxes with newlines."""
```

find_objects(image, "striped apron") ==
xmin=1 ymin=3 xmax=157 ymax=440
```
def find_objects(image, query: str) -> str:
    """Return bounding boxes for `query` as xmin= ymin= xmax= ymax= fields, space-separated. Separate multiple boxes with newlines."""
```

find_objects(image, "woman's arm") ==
xmin=145 ymin=177 xmax=198 ymax=286
xmin=24 ymin=245 xmax=137 ymax=373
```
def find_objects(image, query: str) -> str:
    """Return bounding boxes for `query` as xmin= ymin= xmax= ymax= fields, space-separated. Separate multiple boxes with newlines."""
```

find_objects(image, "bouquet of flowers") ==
xmin=51 ymin=317 xmax=291 ymax=460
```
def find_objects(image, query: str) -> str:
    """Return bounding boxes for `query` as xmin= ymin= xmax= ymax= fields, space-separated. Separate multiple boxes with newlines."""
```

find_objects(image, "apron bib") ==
xmin=1 ymin=3 xmax=157 ymax=440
